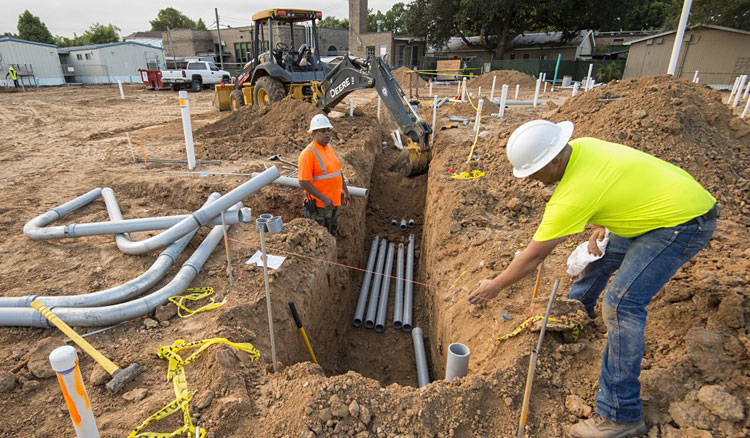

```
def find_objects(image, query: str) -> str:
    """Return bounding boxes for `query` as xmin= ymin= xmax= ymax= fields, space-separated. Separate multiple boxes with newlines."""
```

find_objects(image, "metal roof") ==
xmin=0 ymin=37 xmax=57 ymax=49
xmin=624 ymin=24 xmax=750 ymax=46
xmin=57 ymin=41 xmax=164 ymax=54
xmin=437 ymin=30 xmax=593 ymax=52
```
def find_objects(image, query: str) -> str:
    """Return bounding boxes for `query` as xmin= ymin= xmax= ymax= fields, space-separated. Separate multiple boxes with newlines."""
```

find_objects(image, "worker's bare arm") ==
xmin=341 ymin=175 xmax=350 ymax=206
xmin=467 ymin=237 xmax=565 ymax=304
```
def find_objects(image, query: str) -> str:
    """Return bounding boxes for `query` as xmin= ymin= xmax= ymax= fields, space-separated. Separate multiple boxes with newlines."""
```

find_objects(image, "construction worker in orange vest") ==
xmin=298 ymin=114 xmax=350 ymax=236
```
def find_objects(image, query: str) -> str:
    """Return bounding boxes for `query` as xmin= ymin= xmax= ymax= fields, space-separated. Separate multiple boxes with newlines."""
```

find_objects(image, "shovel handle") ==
xmin=288 ymin=301 xmax=303 ymax=328
xmin=30 ymin=300 xmax=119 ymax=375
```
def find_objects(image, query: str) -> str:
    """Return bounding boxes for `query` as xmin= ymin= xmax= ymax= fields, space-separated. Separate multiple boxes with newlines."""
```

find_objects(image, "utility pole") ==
xmin=215 ymin=8 xmax=224 ymax=69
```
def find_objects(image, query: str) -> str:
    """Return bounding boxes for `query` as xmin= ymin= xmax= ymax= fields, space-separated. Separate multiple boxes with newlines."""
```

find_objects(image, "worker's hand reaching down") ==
xmin=588 ymin=226 xmax=607 ymax=256
xmin=468 ymin=279 xmax=500 ymax=305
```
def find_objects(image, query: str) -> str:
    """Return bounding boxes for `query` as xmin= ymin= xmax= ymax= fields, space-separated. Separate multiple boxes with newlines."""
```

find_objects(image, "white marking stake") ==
xmin=178 ymin=90 xmax=196 ymax=170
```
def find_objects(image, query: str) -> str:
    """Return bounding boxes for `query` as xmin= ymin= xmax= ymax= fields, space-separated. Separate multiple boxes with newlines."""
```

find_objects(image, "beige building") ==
xmin=348 ymin=0 xmax=426 ymax=67
xmin=623 ymin=24 xmax=750 ymax=87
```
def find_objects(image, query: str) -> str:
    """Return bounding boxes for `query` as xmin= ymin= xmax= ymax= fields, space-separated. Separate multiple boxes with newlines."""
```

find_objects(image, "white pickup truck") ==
xmin=161 ymin=61 xmax=231 ymax=92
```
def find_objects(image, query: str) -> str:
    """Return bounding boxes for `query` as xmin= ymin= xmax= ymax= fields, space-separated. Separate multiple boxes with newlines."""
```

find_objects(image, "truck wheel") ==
xmin=191 ymin=78 xmax=202 ymax=92
xmin=171 ymin=84 xmax=181 ymax=92
xmin=254 ymin=76 xmax=285 ymax=106
xmin=230 ymin=90 xmax=245 ymax=111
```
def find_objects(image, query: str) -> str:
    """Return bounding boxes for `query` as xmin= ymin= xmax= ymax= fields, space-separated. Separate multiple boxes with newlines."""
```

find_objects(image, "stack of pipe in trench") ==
xmin=353 ymin=234 xmax=415 ymax=332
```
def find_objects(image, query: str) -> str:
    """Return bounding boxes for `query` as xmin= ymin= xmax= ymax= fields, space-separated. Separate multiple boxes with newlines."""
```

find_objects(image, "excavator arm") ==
xmin=315 ymin=55 xmax=432 ymax=176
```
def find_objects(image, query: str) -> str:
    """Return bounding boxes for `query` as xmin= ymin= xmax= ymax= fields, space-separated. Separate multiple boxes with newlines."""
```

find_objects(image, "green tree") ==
xmin=17 ymin=10 xmax=54 ymax=44
xmin=150 ymin=8 xmax=197 ymax=31
xmin=81 ymin=23 xmax=120 ymax=44
xmin=318 ymin=16 xmax=349 ymax=29
xmin=367 ymin=3 xmax=408 ymax=33
xmin=196 ymin=18 xmax=207 ymax=30
xmin=665 ymin=0 xmax=750 ymax=30
xmin=409 ymin=0 xmax=622 ymax=59
xmin=53 ymin=34 xmax=84 ymax=47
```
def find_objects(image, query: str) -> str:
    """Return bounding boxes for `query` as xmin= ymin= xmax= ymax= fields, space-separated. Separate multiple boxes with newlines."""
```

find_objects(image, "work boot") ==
xmin=566 ymin=414 xmax=647 ymax=438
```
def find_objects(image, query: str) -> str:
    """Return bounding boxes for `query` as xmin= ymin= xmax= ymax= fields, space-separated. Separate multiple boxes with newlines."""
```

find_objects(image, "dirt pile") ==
xmin=546 ymin=75 xmax=750 ymax=222
xmin=392 ymin=66 xmax=426 ymax=87
xmin=467 ymin=70 xmax=537 ymax=89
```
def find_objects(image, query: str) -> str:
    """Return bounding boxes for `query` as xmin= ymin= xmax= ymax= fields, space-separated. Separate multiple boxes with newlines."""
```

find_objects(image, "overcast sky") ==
xmin=1 ymin=1 xmax=401 ymax=38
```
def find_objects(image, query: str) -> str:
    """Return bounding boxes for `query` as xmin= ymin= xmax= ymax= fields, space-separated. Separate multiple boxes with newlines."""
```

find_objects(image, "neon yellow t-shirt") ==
xmin=533 ymin=137 xmax=716 ymax=241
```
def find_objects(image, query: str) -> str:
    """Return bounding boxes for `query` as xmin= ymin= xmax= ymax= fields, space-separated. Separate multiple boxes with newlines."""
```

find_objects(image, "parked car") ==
xmin=161 ymin=61 xmax=231 ymax=92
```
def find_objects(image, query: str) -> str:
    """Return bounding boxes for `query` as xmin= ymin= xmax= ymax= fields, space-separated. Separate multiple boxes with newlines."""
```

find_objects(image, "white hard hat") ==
xmin=506 ymin=120 xmax=574 ymax=177
xmin=308 ymin=114 xmax=333 ymax=133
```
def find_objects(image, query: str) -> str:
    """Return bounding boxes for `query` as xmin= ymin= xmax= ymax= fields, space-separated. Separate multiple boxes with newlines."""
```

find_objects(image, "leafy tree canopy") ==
xmin=318 ymin=16 xmax=349 ymax=30
xmin=367 ymin=3 xmax=408 ymax=33
xmin=196 ymin=18 xmax=207 ymax=30
xmin=53 ymin=23 xmax=119 ymax=47
xmin=665 ymin=0 xmax=750 ymax=30
xmin=150 ymin=8 xmax=203 ymax=31
xmin=17 ymin=10 xmax=54 ymax=44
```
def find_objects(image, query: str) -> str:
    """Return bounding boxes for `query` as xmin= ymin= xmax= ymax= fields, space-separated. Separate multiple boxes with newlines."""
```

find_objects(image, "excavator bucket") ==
xmin=389 ymin=140 xmax=431 ymax=177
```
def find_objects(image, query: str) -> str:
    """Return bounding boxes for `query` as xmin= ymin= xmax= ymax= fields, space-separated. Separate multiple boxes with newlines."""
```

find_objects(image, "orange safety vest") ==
xmin=297 ymin=141 xmax=343 ymax=207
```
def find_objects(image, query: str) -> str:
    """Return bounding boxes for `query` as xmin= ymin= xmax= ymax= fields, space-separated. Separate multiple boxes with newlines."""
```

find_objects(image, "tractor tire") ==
xmin=230 ymin=90 xmax=245 ymax=111
xmin=190 ymin=78 xmax=202 ymax=92
xmin=253 ymin=76 xmax=285 ymax=107
xmin=170 ymin=84 xmax=181 ymax=92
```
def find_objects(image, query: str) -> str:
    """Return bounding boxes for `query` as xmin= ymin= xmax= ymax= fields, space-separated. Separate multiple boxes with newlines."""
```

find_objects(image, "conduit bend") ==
xmin=102 ymin=166 xmax=279 ymax=255
xmin=0 ymin=202 xmax=242 ymax=328
xmin=0 ymin=193 xmax=221 ymax=308
xmin=23 ymin=188 xmax=103 ymax=240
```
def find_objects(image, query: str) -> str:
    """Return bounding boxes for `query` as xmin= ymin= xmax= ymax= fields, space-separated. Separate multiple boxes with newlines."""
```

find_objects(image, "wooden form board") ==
xmin=436 ymin=59 xmax=462 ymax=81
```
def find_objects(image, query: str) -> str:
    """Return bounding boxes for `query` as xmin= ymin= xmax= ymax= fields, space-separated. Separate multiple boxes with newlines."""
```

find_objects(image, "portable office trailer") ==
xmin=0 ymin=37 xmax=64 ymax=86
xmin=58 ymin=41 xmax=165 ymax=84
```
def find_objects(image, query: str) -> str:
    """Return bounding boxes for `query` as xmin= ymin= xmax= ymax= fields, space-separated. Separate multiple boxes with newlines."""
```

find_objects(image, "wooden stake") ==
xmin=138 ymin=135 xmax=148 ymax=164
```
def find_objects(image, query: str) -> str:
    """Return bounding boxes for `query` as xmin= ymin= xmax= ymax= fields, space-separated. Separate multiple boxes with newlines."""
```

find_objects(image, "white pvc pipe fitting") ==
xmin=498 ymin=84 xmax=508 ymax=118
xmin=117 ymin=80 xmax=124 ymax=100
xmin=445 ymin=342 xmax=470 ymax=381
xmin=515 ymin=84 xmax=520 ymax=100
xmin=178 ymin=90 xmax=196 ymax=170
xmin=49 ymin=346 xmax=100 ymax=438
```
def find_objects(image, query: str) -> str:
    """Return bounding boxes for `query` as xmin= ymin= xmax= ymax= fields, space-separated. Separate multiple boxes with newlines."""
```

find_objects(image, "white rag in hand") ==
xmin=566 ymin=229 xmax=610 ymax=275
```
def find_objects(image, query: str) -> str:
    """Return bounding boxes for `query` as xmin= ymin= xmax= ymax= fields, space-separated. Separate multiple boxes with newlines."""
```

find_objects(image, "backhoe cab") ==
xmin=227 ymin=8 xmax=330 ymax=110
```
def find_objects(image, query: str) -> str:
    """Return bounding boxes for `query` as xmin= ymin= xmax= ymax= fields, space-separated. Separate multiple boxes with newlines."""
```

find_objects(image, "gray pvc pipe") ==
xmin=412 ymin=327 xmax=430 ymax=388
xmin=402 ymin=234 xmax=415 ymax=332
xmin=250 ymin=173 xmax=369 ymax=198
xmin=445 ymin=343 xmax=470 ymax=381
xmin=23 ymin=188 xmax=103 ymax=240
xmin=0 ymin=194 xmax=221 ymax=308
xmin=104 ymin=166 xmax=279 ymax=255
xmin=29 ymin=198 xmax=251 ymax=239
xmin=374 ymin=241 xmax=395 ymax=333
xmin=364 ymin=238 xmax=388 ymax=329
xmin=353 ymin=236 xmax=379 ymax=327
xmin=393 ymin=242 xmax=405 ymax=329
xmin=0 ymin=202 xmax=241 ymax=328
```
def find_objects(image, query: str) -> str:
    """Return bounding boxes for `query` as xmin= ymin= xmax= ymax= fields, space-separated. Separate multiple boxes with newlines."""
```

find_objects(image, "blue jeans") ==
xmin=567 ymin=207 xmax=717 ymax=424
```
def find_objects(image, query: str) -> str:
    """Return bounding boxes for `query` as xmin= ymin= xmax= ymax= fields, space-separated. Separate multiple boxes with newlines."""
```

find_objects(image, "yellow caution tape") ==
xmin=495 ymin=315 xmax=583 ymax=344
xmin=128 ymin=338 xmax=260 ymax=438
xmin=168 ymin=287 xmax=226 ymax=319
xmin=451 ymin=170 xmax=485 ymax=180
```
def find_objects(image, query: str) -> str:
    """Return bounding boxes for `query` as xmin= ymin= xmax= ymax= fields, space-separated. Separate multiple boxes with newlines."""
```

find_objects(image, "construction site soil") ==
xmin=0 ymin=75 xmax=748 ymax=438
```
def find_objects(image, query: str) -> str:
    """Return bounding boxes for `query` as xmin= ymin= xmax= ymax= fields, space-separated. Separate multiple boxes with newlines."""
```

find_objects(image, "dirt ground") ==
xmin=0 ymin=76 xmax=748 ymax=438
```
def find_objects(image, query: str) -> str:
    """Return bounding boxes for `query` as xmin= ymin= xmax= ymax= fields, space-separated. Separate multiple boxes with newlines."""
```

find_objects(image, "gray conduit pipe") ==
xmin=412 ymin=327 xmax=430 ymax=388
xmin=374 ymin=241 xmax=395 ymax=333
xmin=103 ymin=166 xmax=279 ymax=255
xmin=393 ymin=242 xmax=405 ymax=329
xmin=364 ymin=238 xmax=388 ymax=329
xmin=353 ymin=236 xmax=379 ymax=327
xmin=23 ymin=188 xmax=103 ymax=240
xmin=0 ymin=194 xmax=221 ymax=308
xmin=0 ymin=202 xmax=241 ymax=328
xmin=402 ymin=234 xmax=415 ymax=332
xmin=251 ymin=173 xmax=369 ymax=198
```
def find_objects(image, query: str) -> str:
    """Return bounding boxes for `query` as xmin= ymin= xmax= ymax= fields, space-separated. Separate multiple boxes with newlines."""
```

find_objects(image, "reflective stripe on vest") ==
xmin=306 ymin=145 xmax=342 ymax=181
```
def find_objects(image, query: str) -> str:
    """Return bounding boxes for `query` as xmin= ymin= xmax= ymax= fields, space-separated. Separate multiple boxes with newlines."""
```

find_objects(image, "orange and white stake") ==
xmin=49 ymin=346 xmax=99 ymax=438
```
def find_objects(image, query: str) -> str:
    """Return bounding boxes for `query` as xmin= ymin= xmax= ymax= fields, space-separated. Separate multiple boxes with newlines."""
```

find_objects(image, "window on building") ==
xmin=76 ymin=54 xmax=83 ymax=60
xmin=366 ymin=46 xmax=375 ymax=59
xmin=523 ymin=54 xmax=530 ymax=60
xmin=234 ymin=42 xmax=253 ymax=64
xmin=539 ymin=55 xmax=547 ymax=60
xmin=398 ymin=46 xmax=405 ymax=66
xmin=85 ymin=53 xmax=92 ymax=60
xmin=509 ymin=54 xmax=516 ymax=60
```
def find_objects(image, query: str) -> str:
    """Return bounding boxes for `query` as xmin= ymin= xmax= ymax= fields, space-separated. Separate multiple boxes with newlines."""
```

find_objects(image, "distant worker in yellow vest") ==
xmin=5 ymin=66 xmax=19 ymax=88
xmin=298 ymin=114 xmax=350 ymax=236
xmin=468 ymin=120 xmax=718 ymax=438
